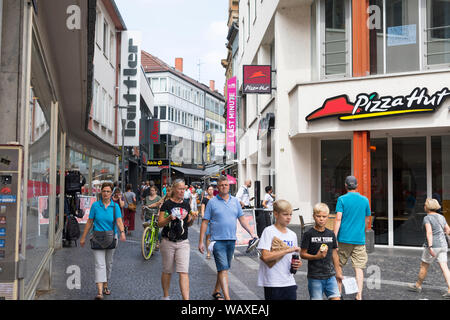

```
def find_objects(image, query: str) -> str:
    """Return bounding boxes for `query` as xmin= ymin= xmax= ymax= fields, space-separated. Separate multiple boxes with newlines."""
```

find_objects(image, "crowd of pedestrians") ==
xmin=80 ymin=175 xmax=450 ymax=301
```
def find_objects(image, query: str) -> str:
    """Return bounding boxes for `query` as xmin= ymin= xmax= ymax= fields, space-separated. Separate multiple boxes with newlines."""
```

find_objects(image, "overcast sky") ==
xmin=115 ymin=0 xmax=228 ymax=94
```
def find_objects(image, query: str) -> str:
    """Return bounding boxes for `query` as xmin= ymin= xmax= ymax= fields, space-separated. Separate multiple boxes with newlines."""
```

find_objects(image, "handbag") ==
xmin=125 ymin=193 xmax=136 ymax=211
xmin=90 ymin=202 xmax=117 ymax=250
xmin=432 ymin=214 xmax=450 ymax=249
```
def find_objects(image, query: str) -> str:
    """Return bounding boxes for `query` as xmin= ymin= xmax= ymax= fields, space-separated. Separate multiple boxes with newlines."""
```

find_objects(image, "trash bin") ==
xmin=255 ymin=208 xmax=271 ymax=238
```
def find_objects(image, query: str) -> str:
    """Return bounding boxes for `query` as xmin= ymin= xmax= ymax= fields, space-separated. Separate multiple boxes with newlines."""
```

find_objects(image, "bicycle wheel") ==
xmin=141 ymin=227 xmax=153 ymax=260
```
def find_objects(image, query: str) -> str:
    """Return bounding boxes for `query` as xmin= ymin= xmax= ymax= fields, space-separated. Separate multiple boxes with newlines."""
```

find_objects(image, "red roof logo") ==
xmin=248 ymin=71 xmax=268 ymax=79
xmin=306 ymin=95 xmax=359 ymax=121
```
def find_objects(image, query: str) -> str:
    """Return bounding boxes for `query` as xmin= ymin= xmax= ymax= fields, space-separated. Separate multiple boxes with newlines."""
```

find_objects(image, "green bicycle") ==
xmin=141 ymin=206 xmax=160 ymax=260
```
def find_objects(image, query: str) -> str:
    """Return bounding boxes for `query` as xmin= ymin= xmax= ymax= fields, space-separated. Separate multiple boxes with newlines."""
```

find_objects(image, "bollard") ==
xmin=366 ymin=229 xmax=375 ymax=253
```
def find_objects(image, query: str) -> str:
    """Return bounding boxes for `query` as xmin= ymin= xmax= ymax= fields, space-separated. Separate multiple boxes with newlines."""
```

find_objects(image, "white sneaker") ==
xmin=161 ymin=296 xmax=170 ymax=300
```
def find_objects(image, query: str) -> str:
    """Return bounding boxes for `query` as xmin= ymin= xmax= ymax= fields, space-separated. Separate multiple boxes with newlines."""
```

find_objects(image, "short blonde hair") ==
xmin=273 ymin=200 xmax=292 ymax=214
xmin=313 ymin=203 xmax=330 ymax=216
xmin=425 ymin=198 xmax=441 ymax=212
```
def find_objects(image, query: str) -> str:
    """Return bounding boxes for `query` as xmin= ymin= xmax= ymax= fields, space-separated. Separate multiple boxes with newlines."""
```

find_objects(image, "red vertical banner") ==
xmin=226 ymin=77 xmax=237 ymax=154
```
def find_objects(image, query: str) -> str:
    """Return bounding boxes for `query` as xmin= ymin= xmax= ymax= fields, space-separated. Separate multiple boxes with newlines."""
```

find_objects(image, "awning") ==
xmin=172 ymin=167 xmax=206 ymax=176
xmin=146 ymin=167 xmax=162 ymax=173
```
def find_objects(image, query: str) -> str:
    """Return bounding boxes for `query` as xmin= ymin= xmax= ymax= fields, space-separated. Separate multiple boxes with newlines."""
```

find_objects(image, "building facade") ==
xmin=141 ymin=52 xmax=225 ymax=187
xmin=238 ymin=0 xmax=450 ymax=248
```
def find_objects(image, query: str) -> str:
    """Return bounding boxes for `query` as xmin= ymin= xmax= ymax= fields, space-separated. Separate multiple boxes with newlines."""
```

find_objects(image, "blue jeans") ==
xmin=213 ymin=240 xmax=235 ymax=272
xmin=308 ymin=276 xmax=340 ymax=300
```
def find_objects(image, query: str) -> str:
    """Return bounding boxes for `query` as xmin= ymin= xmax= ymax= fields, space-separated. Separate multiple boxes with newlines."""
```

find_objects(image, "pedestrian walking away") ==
xmin=333 ymin=175 xmax=371 ymax=300
xmin=301 ymin=203 xmax=342 ymax=300
xmin=198 ymin=175 xmax=258 ymax=300
xmin=257 ymin=200 xmax=301 ymax=300
xmin=79 ymin=182 xmax=126 ymax=300
xmin=408 ymin=198 xmax=450 ymax=299
xmin=123 ymin=184 xmax=137 ymax=236
xmin=158 ymin=179 xmax=197 ymax=300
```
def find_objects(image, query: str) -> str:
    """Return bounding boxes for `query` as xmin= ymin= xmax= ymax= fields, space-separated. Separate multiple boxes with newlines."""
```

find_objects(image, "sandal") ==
xmin=212 ymin=292 xmax=224 ymax=300
xmin=94 ymin=294 xmax=104 ymax=300
xmin=206 ymin=253 xmax=211 ymax=259
xmin=103 ymin=287 xmax=111 ymax=295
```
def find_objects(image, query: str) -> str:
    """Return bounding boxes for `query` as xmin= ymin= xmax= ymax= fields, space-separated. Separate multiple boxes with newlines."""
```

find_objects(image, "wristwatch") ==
xmin=120 ymin=230 xmax=125 ymax=234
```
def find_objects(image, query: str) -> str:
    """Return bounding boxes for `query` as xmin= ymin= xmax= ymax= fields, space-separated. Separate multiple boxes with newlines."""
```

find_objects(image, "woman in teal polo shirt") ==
xmin=80 ymin=182 xmax=126 ymax=300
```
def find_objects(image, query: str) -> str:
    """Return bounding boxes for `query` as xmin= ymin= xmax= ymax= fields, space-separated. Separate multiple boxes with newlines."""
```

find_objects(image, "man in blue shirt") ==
xmin=334 ymin=176 xmax=371 ymax=300
xmin=199 ymin=175 xmax=258 ymax=300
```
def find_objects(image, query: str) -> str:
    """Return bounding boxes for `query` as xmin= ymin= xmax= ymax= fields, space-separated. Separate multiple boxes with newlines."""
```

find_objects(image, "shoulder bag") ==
xmin=125 ymin=192 xmax=137 ymax=211
xmin=90 ymin=202 xmax=117 ymax=250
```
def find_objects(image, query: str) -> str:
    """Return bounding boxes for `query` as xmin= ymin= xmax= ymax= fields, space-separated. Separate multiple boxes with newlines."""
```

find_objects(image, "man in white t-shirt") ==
xmin=236 ymin=180 xmax=253 ymax=208
xmin=257 ymin=199 xmax=301 ymax=300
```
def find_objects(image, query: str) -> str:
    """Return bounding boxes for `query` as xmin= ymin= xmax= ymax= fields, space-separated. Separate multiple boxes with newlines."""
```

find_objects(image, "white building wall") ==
xmin=91 ymin=0 xmax=117 ymax=145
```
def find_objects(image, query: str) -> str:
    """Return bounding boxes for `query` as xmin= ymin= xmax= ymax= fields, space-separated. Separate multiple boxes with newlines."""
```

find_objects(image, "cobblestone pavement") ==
xmin=37 ymin=208 xmax=449 ymax=301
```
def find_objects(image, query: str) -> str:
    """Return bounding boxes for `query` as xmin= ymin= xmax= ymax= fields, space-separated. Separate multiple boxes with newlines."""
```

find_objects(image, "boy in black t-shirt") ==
xmin=300 ymin=203 xmax=343 ymax=300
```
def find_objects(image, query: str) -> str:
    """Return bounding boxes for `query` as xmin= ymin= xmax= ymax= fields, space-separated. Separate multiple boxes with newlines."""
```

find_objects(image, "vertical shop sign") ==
xmin=226 ymin=77 xmax=237 ymax=153
xmin=149 ymin=119 xmax=160 ymax=145
xmin=119 ymin=31 xmax=142 ymax=146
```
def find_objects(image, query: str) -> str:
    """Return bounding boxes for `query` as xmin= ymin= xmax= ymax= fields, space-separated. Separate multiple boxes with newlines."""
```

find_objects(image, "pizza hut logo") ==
xmin=306 ymin=87 xmax=450 ymax=122
xmin=0 ymin=187 xmax=12 ymax=195
xmin=243 ymin=65 xmax=272 ymax=94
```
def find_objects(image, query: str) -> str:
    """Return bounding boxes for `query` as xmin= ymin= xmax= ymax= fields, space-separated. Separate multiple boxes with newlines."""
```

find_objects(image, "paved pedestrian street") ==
xmin=37 ymin=210 xmax=449 ymax=301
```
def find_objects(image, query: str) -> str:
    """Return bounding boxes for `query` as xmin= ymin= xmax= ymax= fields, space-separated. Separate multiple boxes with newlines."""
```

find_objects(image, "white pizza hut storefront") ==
xmin=288 ymin=70 xmax=450 ymax=248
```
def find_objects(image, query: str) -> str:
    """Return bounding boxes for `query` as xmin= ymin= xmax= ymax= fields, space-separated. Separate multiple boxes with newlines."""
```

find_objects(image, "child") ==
xmin=300 ymin=203 xmax=342 ymax=300
xmin=257 ymin=200 xmax=302 ymax=300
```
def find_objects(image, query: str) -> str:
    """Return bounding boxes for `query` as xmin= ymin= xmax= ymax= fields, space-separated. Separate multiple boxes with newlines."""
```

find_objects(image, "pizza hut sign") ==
xmin=306 ymin=87 xmax=450 ymax=122
xmin=243 ymin=65 xmax=272 ymax=94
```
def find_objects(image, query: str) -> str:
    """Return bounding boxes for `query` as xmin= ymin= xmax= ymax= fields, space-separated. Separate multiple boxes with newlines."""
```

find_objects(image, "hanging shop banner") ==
xmin=149 ymin=118 xmax=160 ymax=145
xmin=226 ymin=76 xmax=237 ymax=153
xmin=205 ymin=132 xmax=212 ymax=164
xmin=305 ymin=87 xmax=450 ymax=122
xmin=243 ymin=65 xmax=272 ymax=94
xmin=119 ymin=31 xmax=142 ymax=146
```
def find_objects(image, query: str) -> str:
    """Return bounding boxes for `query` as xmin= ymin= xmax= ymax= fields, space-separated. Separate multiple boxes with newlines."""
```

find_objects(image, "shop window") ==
xmin=371 ymin=138 xmax=388 ymax=245
xmin=431 ymin=136 xmax=450 ymax=224
xmin=160 ymin=78 xmax=167 ymax=91
xmin=392 ymin=137 xmax=426 ymax=246
xmin=367 ymin=0 xmax=420 ymax=74
xmin=26 ymin=91 xmax=52 ymax=287
xmin=160 ymin=106 xmax=166 ymax=120
xmin=103 ymin=20 xmax=109 ymax=58
xmin=320 ymin=140 xmax=351 ymax=212
xmin=426 ymin=0 xmax=450 ymax=66
xmin=320 ymin=0 xmax=351 ymax=77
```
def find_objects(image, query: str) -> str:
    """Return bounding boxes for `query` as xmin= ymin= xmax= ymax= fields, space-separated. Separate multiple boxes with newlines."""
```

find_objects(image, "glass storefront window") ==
xmin=393 ymin=137 xmax=426 ymax=246
xmin=426 ymin=0 xmax=450 ymax=66
xmin=386 ymin=0 xmax=420 ymax=73
xmin=371 ymin=138 xmax=388 ymax=245
xmin=432 ymin=135 xmax=450 ymax=223
xmin=321 ymin=140 xmax=351 ymax=213
xmin=324 ymin=0 xmax=349 ymax=76
xmin=25 ymin=93 xmax=51 ymax=287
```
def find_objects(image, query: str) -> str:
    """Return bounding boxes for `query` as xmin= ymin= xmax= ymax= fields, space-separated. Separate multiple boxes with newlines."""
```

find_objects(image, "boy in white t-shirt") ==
xmin=257 ymin=200 xmax=302 ymax=300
